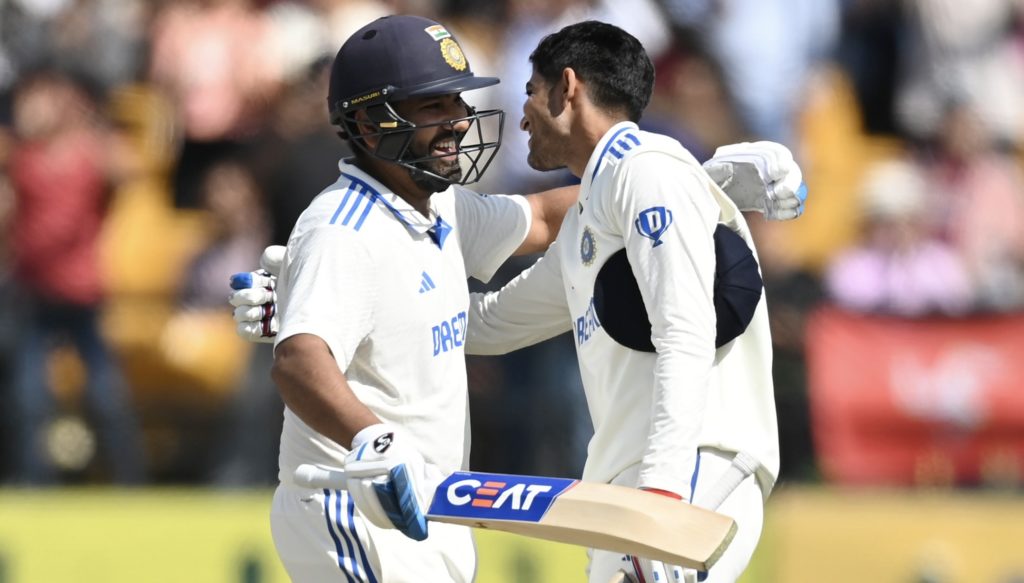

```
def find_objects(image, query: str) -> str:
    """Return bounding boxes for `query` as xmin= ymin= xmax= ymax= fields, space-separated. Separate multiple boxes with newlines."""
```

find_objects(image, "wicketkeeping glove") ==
xmin=343 ymin=424 xmax=443 ymax=541
xmin=229 ymin=245 xmax=285 ymax=343
xmin=703 ymin=141 xmax=808 ymax=220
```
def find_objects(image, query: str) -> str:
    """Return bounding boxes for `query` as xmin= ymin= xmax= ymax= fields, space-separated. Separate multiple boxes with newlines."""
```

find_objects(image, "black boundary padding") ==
xmin=592 ymin=225 xmax=763 ymax=352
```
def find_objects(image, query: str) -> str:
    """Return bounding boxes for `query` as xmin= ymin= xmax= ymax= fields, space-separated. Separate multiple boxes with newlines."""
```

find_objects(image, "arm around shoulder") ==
xmin=517 ymin=184 xmax=579 ymax=255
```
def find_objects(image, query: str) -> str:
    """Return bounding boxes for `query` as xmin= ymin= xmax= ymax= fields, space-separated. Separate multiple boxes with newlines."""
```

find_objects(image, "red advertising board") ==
xmin=805 ymin=306 xmax=1024 ymax=486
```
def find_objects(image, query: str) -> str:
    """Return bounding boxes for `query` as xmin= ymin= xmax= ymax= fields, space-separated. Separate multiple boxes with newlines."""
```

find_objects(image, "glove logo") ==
xmin=373 ymin=432 xmax=394 ymax=454
xmin=429 ymin=472 xmax=577 ymax=522
xmin=634 ymin=207 xmax=673 ymax=247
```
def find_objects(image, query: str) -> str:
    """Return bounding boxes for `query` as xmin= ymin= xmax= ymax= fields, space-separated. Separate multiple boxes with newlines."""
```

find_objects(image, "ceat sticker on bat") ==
xmin=429 ymin=472 xmax=578 ymax=522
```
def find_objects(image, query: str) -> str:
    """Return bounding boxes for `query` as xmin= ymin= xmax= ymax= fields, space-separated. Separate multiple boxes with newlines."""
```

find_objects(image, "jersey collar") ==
xmin=338 ymin=158 xmax=447 ymax=237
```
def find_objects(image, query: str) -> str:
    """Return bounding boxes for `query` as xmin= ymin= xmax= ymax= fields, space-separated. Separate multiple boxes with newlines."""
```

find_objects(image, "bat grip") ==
xmin=692 ymin=451 xmax=759 ymax=511
xmin=294 ymin=464 xmax=348 ymax=489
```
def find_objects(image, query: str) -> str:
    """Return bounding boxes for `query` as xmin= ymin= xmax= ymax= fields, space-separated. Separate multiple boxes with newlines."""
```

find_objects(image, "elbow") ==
xmin=270 ymin=338 xmax=305 ymax=402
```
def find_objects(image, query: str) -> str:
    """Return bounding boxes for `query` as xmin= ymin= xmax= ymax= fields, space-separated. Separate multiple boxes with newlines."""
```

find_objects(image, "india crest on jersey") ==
xmin=580 ymin=226 xmax=597 ymax=266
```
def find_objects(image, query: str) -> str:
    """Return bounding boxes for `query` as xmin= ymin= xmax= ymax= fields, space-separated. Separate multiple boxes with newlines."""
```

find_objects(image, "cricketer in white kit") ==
xmin=270 ymin=159 xmax=532 ymax=582
xmin=467 ymin=120 xmax=779 ymax=583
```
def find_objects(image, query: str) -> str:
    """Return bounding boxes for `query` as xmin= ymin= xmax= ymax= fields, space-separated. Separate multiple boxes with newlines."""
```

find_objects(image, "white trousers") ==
xmin=587 ymin=449 xmax=765 ymax=583
xmin=270 ymin=482 xmax=476 ymax=582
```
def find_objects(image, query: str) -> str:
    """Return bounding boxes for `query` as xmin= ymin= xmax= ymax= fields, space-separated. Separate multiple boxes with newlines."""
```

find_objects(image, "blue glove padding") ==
xmin=371 ymin=464 xmax=429 ymax=541
xmin=228 ymin=245 xmax=285 ymax=343
xmin=343 ymin=424 xmax=440 ymax=541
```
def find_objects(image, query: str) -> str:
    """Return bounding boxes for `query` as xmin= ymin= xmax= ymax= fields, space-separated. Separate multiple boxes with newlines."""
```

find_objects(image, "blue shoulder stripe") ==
xmin=329 ymin=173 xmax=382 ymax=231
xmin=591 ymin=129 xmax=642 ymax=182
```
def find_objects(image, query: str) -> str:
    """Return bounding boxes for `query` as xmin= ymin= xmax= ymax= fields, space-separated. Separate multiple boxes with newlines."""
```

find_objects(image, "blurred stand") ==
xmin=0 ymin=0 xmax=1018 ymax=492
xmin=4 ymin=71 xmax=145 ymax=485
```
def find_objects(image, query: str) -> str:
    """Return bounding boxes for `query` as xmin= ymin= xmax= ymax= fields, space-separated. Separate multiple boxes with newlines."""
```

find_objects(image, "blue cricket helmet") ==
xmin=327 ymin=15 xmax=504 ymax=187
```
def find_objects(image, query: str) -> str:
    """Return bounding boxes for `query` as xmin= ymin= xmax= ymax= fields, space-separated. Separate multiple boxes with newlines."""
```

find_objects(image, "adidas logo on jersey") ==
xmin=419 ymin=271 xmax=436 ymax=293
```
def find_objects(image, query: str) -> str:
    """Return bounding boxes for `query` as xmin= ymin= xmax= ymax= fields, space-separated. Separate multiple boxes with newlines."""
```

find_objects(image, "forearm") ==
xmin=638 ymin=347 xmax=712 ymax=501
xmin=271 ymin=333 xmax=379 ymax=447
xmin=466 ymin=243 xmax=573 ymax=355
xmin=467 ymin=290 xmax=571 ymax=355
xmin=516 ymin=185 xmax=578 ymax=255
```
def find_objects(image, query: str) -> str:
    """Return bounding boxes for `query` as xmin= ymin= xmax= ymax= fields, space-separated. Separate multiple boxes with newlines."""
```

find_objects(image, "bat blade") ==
xmin=294 ymin=465 xmax=736 ymax=571
xmin=430 ymin=471 xmax=736 ymax=571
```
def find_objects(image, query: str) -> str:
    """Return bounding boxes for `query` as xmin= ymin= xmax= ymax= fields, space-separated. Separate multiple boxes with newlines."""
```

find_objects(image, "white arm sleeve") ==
xmin=275 ymin=227 xmax=375 ymax=368
xmin=598 ymin=152 xmax=719 ymax=499
xmin=466 ymin=240 xmax=572 ymax=356
xmin=454 ymin=188 xmax=531 ymax=283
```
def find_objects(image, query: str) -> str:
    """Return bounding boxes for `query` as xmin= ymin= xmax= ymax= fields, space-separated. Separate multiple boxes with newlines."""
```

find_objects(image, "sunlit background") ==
xmin=0 ymin=0 xmax=1023 ymax=581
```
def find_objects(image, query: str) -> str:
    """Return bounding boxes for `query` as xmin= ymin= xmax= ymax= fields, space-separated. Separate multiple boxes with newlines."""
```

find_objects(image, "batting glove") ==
xmin=703 ymin=141 xmax=808 ymax=220
xmin=343 ymin=424 xmax=443 ymax=541
xmin=228 ymin=245 xmax=285 ymax=343
xmin=620 ymin=488 xmax=695 ymax=583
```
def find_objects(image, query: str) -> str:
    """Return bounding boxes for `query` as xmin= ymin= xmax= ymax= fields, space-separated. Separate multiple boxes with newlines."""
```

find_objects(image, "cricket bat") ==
xmin=294 ymin=464 xmax=737 ymax=571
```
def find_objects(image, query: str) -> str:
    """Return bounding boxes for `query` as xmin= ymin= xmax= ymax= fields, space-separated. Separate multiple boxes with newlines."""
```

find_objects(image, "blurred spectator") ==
xmin=643 ymin=26 xmax=744 ymax=161
xmin=487 ymin=0 xmax=671 ymax=194
xmin=825 ymin=159 xmax=974 ymax=317
xmin=170 ymin=158 xmax=279 ymax=486
xmin=895 ymin=0 xmax=1024 ymax=147
xmin=0 ymin=0 xmax=149 ymax=103
xmin=148 ymin=0 xmax=277 ymax=209
xmin=245 ymin=56 xmax=350 ymax=246
xmin=918 ymin=100 xmax=1024 ymax=312
xmin=662 ymin=0 xmax=841 ymax=147
xmin=306 ymin=0 xmax=390 ymax=51
xmin=5 ymin=70 xmax=145 ymax=485
xmin=834 ymin=0 xmax=905 ymax=136
xmin=179 ymin=159 xmax=267 ymax=309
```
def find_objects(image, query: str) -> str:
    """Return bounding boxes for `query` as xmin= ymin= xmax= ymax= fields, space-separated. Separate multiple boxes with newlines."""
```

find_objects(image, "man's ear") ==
xmin=548 ymin=67 xmax=577 ymax=117
xmin=561 ymin=67 xmax=579 ymax=105
xmin=353 ymin=109 xmax=379 ymax=149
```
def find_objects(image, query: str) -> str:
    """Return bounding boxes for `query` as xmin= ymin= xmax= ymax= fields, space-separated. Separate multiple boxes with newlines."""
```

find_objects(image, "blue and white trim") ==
xmin=323 ymin=489 xmax=379 ymax=583
xmin=334 ymin=172 xmax=452 ymax=249
xmin=330 ymin=175 xmax=380 ymax=231
xmin=591 ymin=128 xmax=642 ymax=182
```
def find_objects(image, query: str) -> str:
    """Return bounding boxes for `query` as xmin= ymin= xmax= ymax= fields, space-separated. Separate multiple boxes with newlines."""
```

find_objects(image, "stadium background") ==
xmin=1 ymin=0 xmax=1023 ymax=581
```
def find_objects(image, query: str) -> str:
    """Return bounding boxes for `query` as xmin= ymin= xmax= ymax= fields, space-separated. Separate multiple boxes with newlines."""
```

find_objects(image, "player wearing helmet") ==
xmin=265 ymin=15 xmax=576 ymax=582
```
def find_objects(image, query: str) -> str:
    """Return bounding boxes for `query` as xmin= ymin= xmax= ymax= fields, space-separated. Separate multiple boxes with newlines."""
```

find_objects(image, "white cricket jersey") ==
xmin=468 ymin=122 xmax=779 ymax=501
xmin=274 ymin=159 xmax=531 ymax=483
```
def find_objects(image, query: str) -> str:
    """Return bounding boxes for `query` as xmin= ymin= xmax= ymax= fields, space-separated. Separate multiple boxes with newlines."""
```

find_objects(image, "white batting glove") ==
xmin=618 ymin=554 xmax=691 ymax=583
xmin=618 ymin=487 xmax=694 ymax=583
xmin=228 ymin=245 xmax=285 ymax=343
xmin=703 ymin=141 xmax=808 ymax=220
xmin=343 ymin=424 xmax=443 ymax=541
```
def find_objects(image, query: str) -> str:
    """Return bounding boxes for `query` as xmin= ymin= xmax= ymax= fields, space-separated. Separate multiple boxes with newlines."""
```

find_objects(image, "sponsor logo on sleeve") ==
xmin=428 ymin=472 xmax=577 ymax=522
xmin=634 ymin=206 xmax=673 ymax=247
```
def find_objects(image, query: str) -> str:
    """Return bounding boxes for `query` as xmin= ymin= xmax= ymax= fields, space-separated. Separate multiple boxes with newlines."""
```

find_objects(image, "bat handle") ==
xmin=294 ymin=464 xmax=348 ymax=489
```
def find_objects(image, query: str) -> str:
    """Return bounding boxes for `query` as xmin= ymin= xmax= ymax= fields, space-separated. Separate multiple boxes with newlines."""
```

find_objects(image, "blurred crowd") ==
xmin=0 ymin=0 xmax=1021 ymax=488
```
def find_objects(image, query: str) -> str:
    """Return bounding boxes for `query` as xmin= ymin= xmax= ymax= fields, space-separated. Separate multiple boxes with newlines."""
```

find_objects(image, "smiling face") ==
xmin=390 ymin=93 xmax=472 ymax=184
xmin=520 ymin=69 xmax=569 ymax=172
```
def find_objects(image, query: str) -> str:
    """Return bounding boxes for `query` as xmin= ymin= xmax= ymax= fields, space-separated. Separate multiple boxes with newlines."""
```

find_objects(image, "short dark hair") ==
xmin=529 ymin=21 xmax=654 ymax=122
